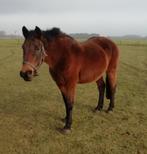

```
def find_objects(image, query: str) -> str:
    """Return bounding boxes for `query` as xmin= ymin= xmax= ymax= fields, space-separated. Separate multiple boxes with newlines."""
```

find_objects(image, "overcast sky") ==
xmin=0 ymin=0 xmax=147 ymax=36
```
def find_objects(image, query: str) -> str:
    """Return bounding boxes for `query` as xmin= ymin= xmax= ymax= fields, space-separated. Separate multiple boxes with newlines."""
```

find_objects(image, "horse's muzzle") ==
xmin=20 ymin=71 xmax=33 ymax=81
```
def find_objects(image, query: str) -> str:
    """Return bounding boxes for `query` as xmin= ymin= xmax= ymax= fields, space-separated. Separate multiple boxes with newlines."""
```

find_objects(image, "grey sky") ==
xmin=0 ymin=0 xmax=147 ymax=36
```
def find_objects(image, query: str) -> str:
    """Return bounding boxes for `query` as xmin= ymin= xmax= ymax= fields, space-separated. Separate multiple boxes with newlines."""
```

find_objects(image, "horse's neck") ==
xmin=43 ymin=37 xmax=70 ymax=68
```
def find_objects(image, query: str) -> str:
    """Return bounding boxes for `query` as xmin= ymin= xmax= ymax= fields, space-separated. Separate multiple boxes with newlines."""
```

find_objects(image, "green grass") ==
xmin=114 ymin=39 xmax=147 ymax=46
xmin=0 ymin=39 xmax=147 ymax=154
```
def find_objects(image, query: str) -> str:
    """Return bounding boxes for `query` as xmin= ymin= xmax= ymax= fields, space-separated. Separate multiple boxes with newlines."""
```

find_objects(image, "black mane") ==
xmin=43 ymin=27 xmax=62 ymax=40
xmin=42 ymin=27 xmax=74 ymax=40
xmin=26 ymin=27 xmax=73 ymax=40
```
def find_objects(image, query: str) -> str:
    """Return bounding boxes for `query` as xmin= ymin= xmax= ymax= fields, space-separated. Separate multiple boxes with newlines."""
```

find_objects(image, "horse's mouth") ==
xmin=23 ymin=77 xmax=33 ymax=81
xmin=20 ymin=74 xmax=33 ymax=81
xmin=20 ymin=69 xmax=39 ymax=82
xmin=20 ymin=71 xmax=35 ymax=81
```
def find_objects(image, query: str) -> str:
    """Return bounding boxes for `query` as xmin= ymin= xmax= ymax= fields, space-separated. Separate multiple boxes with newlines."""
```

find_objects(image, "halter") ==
xmin=23 ymin=46 xmax=47 ymax=72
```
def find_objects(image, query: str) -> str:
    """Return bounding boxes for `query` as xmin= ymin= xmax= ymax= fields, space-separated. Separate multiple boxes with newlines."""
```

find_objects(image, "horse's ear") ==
xmin=35 ymin=26 xmax=42 ymax=38
xmin=22 ymin=26 xmax=29 ymax=38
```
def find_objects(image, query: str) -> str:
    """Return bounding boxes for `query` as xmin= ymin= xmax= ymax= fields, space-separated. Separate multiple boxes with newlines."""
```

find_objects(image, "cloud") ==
xmin=0 ymin=0 xmax=146 ymax=14
xmin=0 ymin=0 xmax=147 ymax=35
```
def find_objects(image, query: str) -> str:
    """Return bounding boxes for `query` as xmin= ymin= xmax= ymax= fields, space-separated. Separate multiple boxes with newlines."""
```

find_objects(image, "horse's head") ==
xmin=20 ymin=26 xmax=47 ymax=81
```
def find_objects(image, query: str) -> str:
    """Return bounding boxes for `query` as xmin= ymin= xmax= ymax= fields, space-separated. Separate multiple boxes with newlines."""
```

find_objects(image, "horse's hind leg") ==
xmin=106 ymin=71 xmax=117 ymax=112
xmin=95 ymin=77 xmax=105 ymax=111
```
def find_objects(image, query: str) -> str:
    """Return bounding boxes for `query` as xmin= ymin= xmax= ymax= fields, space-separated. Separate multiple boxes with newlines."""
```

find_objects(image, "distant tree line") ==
xmin=0 ymin=30 xmax=147 ymax=40
xmin=0 ymin=30 xmax=22 ymax=39
xmin=0 ymin=31 xmax=6 ymax=37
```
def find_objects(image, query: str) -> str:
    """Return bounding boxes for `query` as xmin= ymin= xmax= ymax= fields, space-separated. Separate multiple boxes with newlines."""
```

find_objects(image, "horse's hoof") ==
xmin=106 ymin=109 xmax=113 ymax=113
xmin=94 ymin=107 xmax=102 ymax=113
xmin=61 ymin=128 xmax=71 ymax=134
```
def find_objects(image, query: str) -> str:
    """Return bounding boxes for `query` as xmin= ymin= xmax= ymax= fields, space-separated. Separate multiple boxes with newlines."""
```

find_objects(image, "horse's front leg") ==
xmin=58 ymin=83 xmax=76 ymax=133
xmin=62 ymin=93 xmax=73 ymax=129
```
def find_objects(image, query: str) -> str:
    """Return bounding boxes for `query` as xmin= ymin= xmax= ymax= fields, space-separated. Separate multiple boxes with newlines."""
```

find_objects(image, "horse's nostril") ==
xmin=20 ymin=71 xmax=25 ymax=78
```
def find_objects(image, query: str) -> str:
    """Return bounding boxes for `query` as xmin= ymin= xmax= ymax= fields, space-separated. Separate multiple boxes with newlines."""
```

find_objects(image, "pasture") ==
xmin=0 ymin=39 xmax=147 ymax=154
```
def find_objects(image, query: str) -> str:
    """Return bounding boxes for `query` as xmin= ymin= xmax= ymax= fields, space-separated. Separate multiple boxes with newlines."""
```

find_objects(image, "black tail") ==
xmin=106 ymin=75 xmax=111 ymax=99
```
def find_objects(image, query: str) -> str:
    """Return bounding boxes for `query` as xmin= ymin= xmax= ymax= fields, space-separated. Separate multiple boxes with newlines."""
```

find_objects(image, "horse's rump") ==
xmin=78 ymin=37 xmax=119 ymax=83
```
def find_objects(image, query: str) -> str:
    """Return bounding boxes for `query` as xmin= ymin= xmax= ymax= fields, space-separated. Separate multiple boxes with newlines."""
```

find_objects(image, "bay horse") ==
xmin=20 ymin=26 xmax=119 ymax=133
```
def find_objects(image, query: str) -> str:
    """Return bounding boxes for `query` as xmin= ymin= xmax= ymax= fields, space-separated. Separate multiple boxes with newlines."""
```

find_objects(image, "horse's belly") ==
xmin=78 ymin=62 xmax=107 ymax=83
xmin=78 ymin=72 xmax=103 ymax=83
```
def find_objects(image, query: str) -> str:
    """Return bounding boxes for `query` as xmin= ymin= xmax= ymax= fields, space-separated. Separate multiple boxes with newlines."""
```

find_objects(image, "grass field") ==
xmin=0 ymin=39 xmax=147 ymax=154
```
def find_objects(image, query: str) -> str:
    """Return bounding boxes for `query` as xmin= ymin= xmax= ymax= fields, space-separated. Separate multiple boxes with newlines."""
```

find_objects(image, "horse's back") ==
xmin=87 ymin=36 xmax=118 ymax=56
xmin=80 ymin=36 xmax=119 ymax=67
